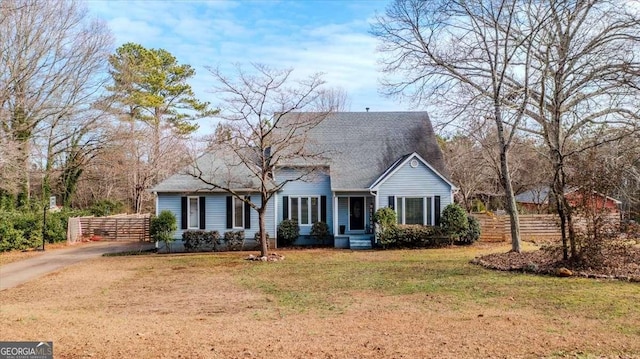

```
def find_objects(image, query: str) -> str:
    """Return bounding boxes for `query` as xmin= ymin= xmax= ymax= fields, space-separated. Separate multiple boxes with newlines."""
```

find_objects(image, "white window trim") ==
xmin=289 ymin=195 xmax=320 ymax=226
xmin=232 ymin=197 xmax=244 ymax=229
xmin=187 ymin=196 xmax=199 ymax=229
xmin=423 ymin=197 xmax=428 ymax=225
xmin=396 ymin=196 xmax=433 ymax=226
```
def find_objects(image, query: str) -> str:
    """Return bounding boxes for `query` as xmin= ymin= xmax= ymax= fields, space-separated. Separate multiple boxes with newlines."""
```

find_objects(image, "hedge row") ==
xmin=375 ymin=204 xmax=481 ymax=249
xmin=181 ymin=230 xmax=263 ymax=252
xmin=383 ymin=225 xmax=451 ymax=248
xmin=0 ymin=209 xmax=88 ymax=252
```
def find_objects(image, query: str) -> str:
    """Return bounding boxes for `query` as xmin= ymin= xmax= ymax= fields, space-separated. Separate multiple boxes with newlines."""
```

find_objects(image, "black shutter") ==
xmin=180 ymin=197 xmax=188 ymax=229
xmin=434 ymin=196 xmax=441 ymax=226
xmin=226 ymin=196 xmax=232 ymax=229
xmin=199 ymin=197 xmax=206 ymax=229
xmin=388 ymin=196 xmax=395 ymax=210
xmin=282 ymin=196 xmax=289 ymax=220
xmin=320 ymin=196 xmax=327 ymax=223
xmin=244 ymin=196 xmax=251 ymax=229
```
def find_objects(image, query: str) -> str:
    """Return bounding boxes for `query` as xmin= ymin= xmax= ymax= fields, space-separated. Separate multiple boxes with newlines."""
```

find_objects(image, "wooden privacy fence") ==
xmin=471 ymin=212 xmax=620 ymax=243
xmin=67 ymin=214 xmax=151 ymax=243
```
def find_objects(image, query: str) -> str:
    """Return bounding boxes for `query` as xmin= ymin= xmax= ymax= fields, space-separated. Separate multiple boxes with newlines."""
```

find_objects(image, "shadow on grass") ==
xmin=102 ymin=248 xmax=157 ymax=257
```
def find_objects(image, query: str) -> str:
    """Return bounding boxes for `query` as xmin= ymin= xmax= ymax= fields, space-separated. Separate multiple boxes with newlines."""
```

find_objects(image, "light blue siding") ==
xmin=276 ymin=168 xmax=333 ymax=235
xmin=157 ymin=194 xmax=183 ymax=238
xmin=376 ymin=155 xmax=452 ymax=218
xmin=156 ymin=193 xmax=275 ymax=241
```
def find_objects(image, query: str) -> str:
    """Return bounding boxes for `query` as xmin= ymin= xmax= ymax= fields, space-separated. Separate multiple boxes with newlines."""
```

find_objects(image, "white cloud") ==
xmin=107 ymin=17 xmax=164 ymax=45
xmin=87 ymin=0 xmax=409 ymax=134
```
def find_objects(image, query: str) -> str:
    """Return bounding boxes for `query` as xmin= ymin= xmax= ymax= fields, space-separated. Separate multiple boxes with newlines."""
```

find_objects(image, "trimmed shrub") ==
xmin=393 ymin=225 xmax=451 ymax=248
xmin=150 ymin=210 xmax=177 ymax=252
xmin=250 ymin=232 xmax=269 ymax=251
xmin=183 ymin=230 xmax=220 ymax=252
xmin=457 ymin=216 xmax=481 ymax=245
xmin=373 ymin=207 xmax=397 ymax=247
xmin=310 ymin=221 xmax=330 ymax=245
xmin=277 ymin=219 xmax=299 ymax=247
xmin=441 ymin=203 xmax=469 ymax=240
xmin=253 ymin=231 xmax=270 ymax=246
xmin=224 ymin=230 xmax=245 ymax=251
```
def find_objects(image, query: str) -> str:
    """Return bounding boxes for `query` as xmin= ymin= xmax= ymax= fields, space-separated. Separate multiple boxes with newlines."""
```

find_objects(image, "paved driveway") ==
xmin=0 ymin=241 xmax=154 ymax=291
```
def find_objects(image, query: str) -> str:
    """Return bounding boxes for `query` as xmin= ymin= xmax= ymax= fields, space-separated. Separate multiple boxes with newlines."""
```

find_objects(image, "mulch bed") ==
xmin=472 ymin=245 xmax=640 ymax=282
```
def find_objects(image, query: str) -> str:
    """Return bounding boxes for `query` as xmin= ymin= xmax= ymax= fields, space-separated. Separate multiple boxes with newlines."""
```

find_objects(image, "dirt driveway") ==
xmin=0 ymin=241 xmax=154 ymax=290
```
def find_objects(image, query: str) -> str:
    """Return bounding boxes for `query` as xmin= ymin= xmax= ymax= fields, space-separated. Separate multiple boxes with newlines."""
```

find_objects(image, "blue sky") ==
xmin=87 ymin=0 xmax=412 ymax=133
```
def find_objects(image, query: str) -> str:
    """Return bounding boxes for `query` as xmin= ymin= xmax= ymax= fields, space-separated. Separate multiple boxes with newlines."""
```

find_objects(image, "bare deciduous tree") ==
xmin=441 ymin=132 xmax=494 ymax=211
xmin=0 ymin=136 xmax=21 ymax=195
xmin=514 ymin=0 xmax=640 ymax=259
xmin=442 ymin=119 xmax=550 ymax=213
xmin=0 ymin=0 xmax=112 ymax=202
xmin=317 ymin=87 xmax=351 ymax=112
xmin=374 ymin=0 xmax=639 ymax=259
xmin=571 ymin=134 xmax=640 ymax=222
xmin=192 ymin=63 xmax=331 ymax=257
xmin=372 ymin=0 xmax=547 ymax=252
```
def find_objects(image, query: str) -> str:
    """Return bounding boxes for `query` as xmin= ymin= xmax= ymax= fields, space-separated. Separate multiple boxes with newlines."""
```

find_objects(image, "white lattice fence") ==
xmin=67 ymin=217 xmax=82 ymax=244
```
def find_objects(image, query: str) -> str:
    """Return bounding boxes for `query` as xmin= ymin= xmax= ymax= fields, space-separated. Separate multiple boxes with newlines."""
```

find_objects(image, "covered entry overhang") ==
xmin=332 ymin=190 xmax=377 ymax=249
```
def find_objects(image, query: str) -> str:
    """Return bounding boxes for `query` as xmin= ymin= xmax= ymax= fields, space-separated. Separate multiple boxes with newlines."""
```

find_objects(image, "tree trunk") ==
xmin=42 ymin=126 xmax=56 ymax=203
xmin=61 ymin=165 xmax=82 ymax=208
xmin=566 ymin=195 xmax=577 ymax=258
xmin=152 ymin=115 xmax=162 ymax=186
xmin=500 ymin=148 xmax=522 ymax=253
xmin=14 ymin=111 xmax=31 ymax=203
xmin=495 ymin=102 xmax=521 ymax=253
xmin=258 ymin=207 xmax=268 ymax=257
xmin=559 ymin=165 xmax=577 ymax=258
xmin=552 ymin=172 xmax=569 ymax=260
xmin=17 ymin=138 xmax=31 ymax=203
xmin=551 ymin=151 xmax=576 ymax=260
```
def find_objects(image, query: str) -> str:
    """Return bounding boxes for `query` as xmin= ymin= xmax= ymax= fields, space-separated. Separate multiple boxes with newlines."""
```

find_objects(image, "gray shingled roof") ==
xmin=286 ymin=112 xmax=448 ymax=190
xmin=151 ymin=148 xmax=265 ymax=193
xmin=152 ymin=112 xmax=449 ymax=192
xmin=515 ymin=186 xmax=552 ymax=204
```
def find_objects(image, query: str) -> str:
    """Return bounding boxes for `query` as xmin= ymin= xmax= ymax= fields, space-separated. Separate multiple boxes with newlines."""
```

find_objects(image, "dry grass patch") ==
xmin=1 ymin=244 xmax=639 ymax=358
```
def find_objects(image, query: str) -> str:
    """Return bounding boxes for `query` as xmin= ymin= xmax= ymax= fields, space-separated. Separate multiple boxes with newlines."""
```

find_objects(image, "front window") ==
xmin=188 ymin=197 xmax=199 ymax=229
xmin=310 ymin=197 xmax=319 ymax=223
xmin=290 ymin=197 xmax=299 ymax=222
xmin=396 ymin=197 xmax=431 ymax=225
xmin=233 ymin=197 xmax=244 ymax=228
xmin=405 ymin=198 xmax=424 ymax=225
xmin=301 ymin=197 xmax=309 ymax=225
xmin=289 ymin=196 xmax=320 ymax=225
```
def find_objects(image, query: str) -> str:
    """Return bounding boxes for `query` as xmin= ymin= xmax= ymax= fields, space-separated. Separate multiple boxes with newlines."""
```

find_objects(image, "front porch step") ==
xmin=349 ymin=237 xmax=373 ymax=250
